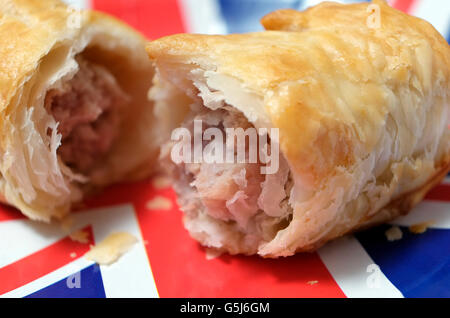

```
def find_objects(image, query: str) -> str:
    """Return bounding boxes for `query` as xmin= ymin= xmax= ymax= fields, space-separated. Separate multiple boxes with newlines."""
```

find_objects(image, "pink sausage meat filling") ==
xmin=165 ymin=107 xmax=293 ymax=234
xmin=45 ymin=57 xmax=127 ymax=174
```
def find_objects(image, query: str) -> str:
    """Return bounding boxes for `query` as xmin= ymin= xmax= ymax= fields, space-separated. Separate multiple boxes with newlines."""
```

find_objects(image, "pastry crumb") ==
xmin=205 ymin=248 xmax=223 ymax=260
xmin=60 ymin=216 xmax=74 ymax=233
xmin=152 ymin=176 xmax=172 ymax=189
xmin=69 ymin=229 xmax=90 ymax=244
xmin=146 ymin=196 xmax=172 ymax=210
xmin=385 ymin=226 xmax=403 ymax=241
xmin=409 ymin=221 xmax=435 ymax=234
xmin=307 ymin=280 xmax=319 ymax=285
xmin=85 ymin=232 xmax=137 ymax=265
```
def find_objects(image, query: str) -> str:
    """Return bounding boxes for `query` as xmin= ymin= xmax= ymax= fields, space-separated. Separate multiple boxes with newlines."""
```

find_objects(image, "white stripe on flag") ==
xmin=0 ymin=204 xmax=159 ymax=298
xmin=0 ymin=219 xmax=68 ymax=268
xmin=318 ymin=235 xmax=404 ymax=298
xmin=71 ymin=205 xmax=159 ymax=298
xmin=390 ymin=201 xmax=450 ymax=230
xmin=61 ymin=0 xmax=91 ymax=9
xmin=299 ymin=0 xmax=369 ymax=10
xmin=178 ymin=0 xmax=228 ymax=34
xmin=409 ymin=0 xmax=450 ymax=37
xmin=1 ymin=257 xmax=94 ymax=298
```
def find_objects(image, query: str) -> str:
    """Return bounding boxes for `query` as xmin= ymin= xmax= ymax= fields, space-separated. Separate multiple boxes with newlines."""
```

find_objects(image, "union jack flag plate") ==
xmin=0 ymin=0 xmax=449 ymax=298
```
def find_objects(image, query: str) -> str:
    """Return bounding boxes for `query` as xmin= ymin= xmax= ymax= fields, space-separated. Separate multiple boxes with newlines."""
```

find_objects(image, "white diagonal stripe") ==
xmin=299 ymin=0 xmax=370 ymax=10
xmin=0 ymin=204 xmax=159 ymax=298
xmin=1 ymin=257 xmax=94 ymax=298
xmin=390 ymin=201 xmax=450 ymax=230
xmin=73 ymin=205 xmax=159 ymax=298
xmin=178 ymin=0 xmax=228 ymax=34
xmin=409 ymin=0 xmax=450 ymax=37
xmin=318 ymin=235 xmax=404 ymax=298
xmin=0 ymin=219 xmax=68 ymax=268
xmin=61 ymin=0 xmax=90 ymax=9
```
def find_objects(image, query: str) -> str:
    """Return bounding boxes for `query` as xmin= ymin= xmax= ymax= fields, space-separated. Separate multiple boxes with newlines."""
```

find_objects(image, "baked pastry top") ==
xmin=0 ymin=0 xmax=157 ymax=221
xmin=147 ymin=0 xmax=450 ymax=256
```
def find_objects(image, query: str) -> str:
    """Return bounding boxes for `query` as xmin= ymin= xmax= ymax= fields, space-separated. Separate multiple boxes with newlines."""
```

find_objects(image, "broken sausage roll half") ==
xmin=148 ymin=1 xmax=450 ymax=257
xmin=0 ymin=0 xmax=158 ymax=221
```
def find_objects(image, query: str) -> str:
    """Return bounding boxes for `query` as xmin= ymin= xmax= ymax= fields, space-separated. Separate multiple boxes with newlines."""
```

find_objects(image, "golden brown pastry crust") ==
xmin=147 ymin=0 xmax=450 ymax=257
xmin=148 ymin=1 xmax=449 ymax=186
xmin=0 ymin=0 xmax=157 ymax=221
xmin=0 ymin=0 xmax=145 ymax=109
xmin=296 ymin=156 xmax=450 ymax=254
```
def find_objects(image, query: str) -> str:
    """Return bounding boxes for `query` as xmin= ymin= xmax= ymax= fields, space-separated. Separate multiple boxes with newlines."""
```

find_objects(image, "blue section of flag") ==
xmin=447 ymin=25 xmax=450 ymax=43
xmin=217 ymin=0 xmax=374 ymax=34
xmin=25 ymin=264 xmax=106 ymax=298
xmin=218 ymin=0 xmax=303 ymax=33
xmin=356 ymin=225 xmax=450 ymax=298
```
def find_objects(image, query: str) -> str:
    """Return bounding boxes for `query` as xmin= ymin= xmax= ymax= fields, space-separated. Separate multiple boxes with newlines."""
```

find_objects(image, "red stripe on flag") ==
xmin=67 ymin=176 xmax=449 ymax=297
xmin=425 ymin=183 xmax=450 ymax=202
xmin=91 ymin=0 xmax=186 ymax=40
xmin=0 ymin=204 xmax=26 ymax=222
xmin=83 ymin=181 xmax=345 ymax=297
xmin=0 ymin=226 xmax=93 ymax=295
xmin=79 ymin=180 xmax=154 ymax=211
xmin=390 ymin=0 xmax=416 ymax=13
xmin=132 ymin=186 xmax=345 ymax=298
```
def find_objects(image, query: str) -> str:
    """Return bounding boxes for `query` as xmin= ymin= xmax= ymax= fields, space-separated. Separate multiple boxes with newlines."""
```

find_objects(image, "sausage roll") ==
xmin=0 ymin=0 xmax=157 ymax=221
xmin=147 ymin=0 xmax=450 ymax=257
